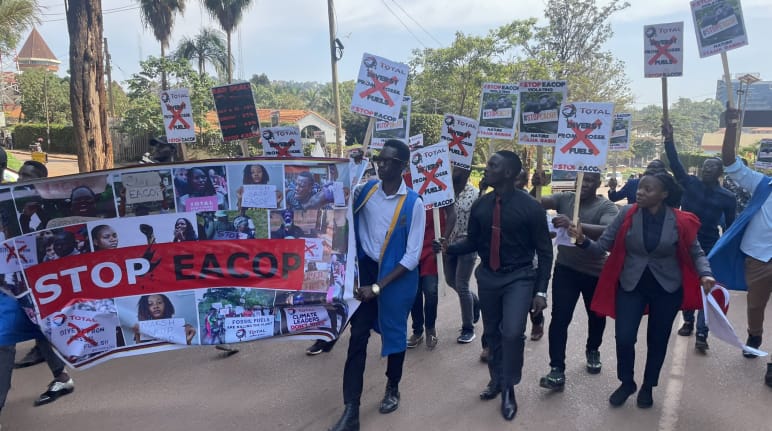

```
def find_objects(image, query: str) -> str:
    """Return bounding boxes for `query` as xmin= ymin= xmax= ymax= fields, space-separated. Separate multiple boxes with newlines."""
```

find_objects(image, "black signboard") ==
xmin=211 ymin=83 xmax=260 ymax=142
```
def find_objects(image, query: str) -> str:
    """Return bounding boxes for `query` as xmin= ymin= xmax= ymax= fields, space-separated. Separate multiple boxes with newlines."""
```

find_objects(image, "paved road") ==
xmin=4 ymin=278 xmax=771 ymax=430
xmin=8 ymin=150 xmax=80 ymax=178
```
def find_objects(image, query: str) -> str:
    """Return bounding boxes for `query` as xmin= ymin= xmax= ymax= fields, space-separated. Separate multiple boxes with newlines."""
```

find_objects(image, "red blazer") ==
xmin=590 ymin=204 xmax=703 ymax=319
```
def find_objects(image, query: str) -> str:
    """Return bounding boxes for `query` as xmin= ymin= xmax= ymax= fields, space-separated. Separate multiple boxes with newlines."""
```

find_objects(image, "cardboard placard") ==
xmin=553 ymin=102 xmax=615 ymax=173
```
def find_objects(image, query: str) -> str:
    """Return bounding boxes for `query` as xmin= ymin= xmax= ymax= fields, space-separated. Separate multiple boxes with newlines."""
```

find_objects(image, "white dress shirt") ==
xmin=725 ymin=157 xmax=772 ymax=262
xmin=355 ymin=180 xmax=425 ymax=270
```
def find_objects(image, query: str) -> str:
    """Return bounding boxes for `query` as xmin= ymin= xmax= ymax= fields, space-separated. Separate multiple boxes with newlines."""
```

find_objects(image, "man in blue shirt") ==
xmin=663 ymin=121 xmax=736 ymax=352
xmin=607 ymin=160 xmax=667 ymax=204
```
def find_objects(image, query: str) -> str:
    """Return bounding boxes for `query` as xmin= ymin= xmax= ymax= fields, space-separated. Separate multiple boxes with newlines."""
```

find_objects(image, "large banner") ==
xmin=553 ymin=102 xmax=615 ymax=173
xmin=690 ymin=0 xmax=748 ymax=58
xmin=160 ymin=88 xmax=196 ymax=144
xmin=372 ymin=96 xmax=412 ymax=150
xmin=261 ymin=126 xmax=303 ymax=158
xmin=2 ymin=158 xmax=358 ymax=369
xmin=609 ymin=113 xmax=632 ymax=151
xmin=441 ymin=114 xmax=478 ymax=170
xmin=518 ymin=80 xmax=568 ymax=146
xmin=408 ymin=142 xmax=454 ymax=210
xmin=350 ymin=53 xmax=408 ymax=122
xmin=212 ymin=83 xmax=261 ymax=142
xmin=644 ymin=22 xmax=685 ymax=77
xmin=477 ymin=83 xmax=520 ymax=140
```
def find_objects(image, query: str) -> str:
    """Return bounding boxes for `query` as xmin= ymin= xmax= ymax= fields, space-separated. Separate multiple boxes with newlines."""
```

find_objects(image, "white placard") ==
xmin=690 ymin=0 xmax=748 ymax=58
xmin=285 ymin=306 xmax=330 ymax=333
xmin=441 ymin=114 xmax=478 ymax=170
xmin=518 ymin=80 xmax=568 ymax=146
xmin=261 ymin=127 xmax=303 ymax=157
xmin=350 ymin=53 xmax=409 ymax=122
xmin=755 ymin=139 xmax=772 ymax=169
xmin=409 ymin=142 xmax=455 ymax=209
xmin=304 ymin=238 xmax=324 ymax=261
xmin=160 ymin=88 xmax=196 ymax=144
xmin=47 ymin=309 xmax=119 ymax=357
xmin=553 ymin=102 xmax=615 ymax=173
xmin=372 ymin=96 xmax=411 ymax=149
xmin=242 ymin=184 xmax=278 ymax=208
xmin=644 ymin=22 xmax=685 ymax=77
xmin=408 ymin=134 xmax=423 ymax=150
xmin=223 ymin=316 xmax=274 ymax=343
xmin=138 ymin=318 xmax=187 ymax=344
xmin=609 ymin=113 xmax=632 ymax=151
xmin=477 ymin=82 xmax=520 ymax=140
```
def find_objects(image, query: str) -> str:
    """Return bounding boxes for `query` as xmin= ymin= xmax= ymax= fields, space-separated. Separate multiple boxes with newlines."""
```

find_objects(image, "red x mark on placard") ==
xmin=269 ymin=139 xmax=295 ymax=157
xmin=359 ymin=70 xmax=398 ymax=107
xmin=417 ymin=160 xmax=448 ymax=195
xmin=560 ymin=119 xmax=602 ymax=155
xmin=167 ymin=103 xmax=190 ymax=129
xmin=67 ymin=322 xmax=99 ymax=346
xmin=304 ymin=242 xmax=318 ymax=254
xmin=647 ymin=36 xmax=678 ymax=65
xmin=447 ymin=128 xmax=472 ymax=157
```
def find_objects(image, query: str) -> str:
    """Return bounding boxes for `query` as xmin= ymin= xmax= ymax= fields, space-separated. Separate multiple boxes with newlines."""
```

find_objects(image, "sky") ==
xmin=26 ymin=0 xmax=772 ymax=109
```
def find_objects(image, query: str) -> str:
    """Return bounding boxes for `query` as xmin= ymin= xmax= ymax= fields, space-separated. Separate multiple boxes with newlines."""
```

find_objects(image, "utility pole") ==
xmin=328 ymin=0 xmax=344 ymax=157
xmin=104 ymin=37 xmax=115 ymax=117
xmin=43 ymin=72 xmax=50 ymax=149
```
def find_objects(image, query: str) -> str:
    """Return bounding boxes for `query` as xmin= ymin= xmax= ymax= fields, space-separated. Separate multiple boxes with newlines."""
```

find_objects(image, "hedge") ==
xmin=12 ymin=124 xmax=77 ymax=154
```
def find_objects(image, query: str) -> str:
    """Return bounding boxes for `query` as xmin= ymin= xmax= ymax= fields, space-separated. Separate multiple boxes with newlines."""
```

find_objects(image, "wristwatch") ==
xmin=371 ymin=283 xmax=381 ymax=295
xmin=535 ymin=292 xmax=547 ymax=299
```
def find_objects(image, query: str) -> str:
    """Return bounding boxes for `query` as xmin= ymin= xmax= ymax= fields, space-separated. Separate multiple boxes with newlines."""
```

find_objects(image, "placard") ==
xmin=609 ymin=113 xmax=632 ymax=151
xmin=477 ymin=83 xmax=520 ymax=140
xmin=160 ymin=88 xmax=196 ymax=143
xmin=756 ymin=139 xmax=772 ymax=169
xmin=409 ymin=142 xmax=455 ymax=209
xmin=408 ymin=134 xmax=423 ymax=150
xmin=518 ymin=80 xmax=568 ymax=146
xmin=441 ymin=114 xmax=478 ymax=170
xmin=644 ymin=22 xmax=685 ymax=77
xmin=261 ymin=126 xmax=303 ymax=157
xmin=241 ymin=184 xmax=278 ymax=208
xmin=372 ymin=96 xmax=412 ymax=149
xmin=350 ymin=53 xmax=409 ymax=122
xmin=690 ymin=0 xmax=748 ymax=58
xmin=212 ymin=83 xmax=260 ymax=141
xmin=553 ymin=102 xmax=615 ymax=173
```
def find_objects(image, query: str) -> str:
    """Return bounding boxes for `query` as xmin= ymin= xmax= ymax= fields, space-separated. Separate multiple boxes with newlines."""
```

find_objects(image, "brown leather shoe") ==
xmin=530 ymin=323 xmax=544 ymax=341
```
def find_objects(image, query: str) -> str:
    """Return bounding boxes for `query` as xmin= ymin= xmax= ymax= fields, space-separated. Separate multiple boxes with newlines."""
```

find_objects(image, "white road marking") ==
xmin=658 ymin=318 xmax=689 ymax=431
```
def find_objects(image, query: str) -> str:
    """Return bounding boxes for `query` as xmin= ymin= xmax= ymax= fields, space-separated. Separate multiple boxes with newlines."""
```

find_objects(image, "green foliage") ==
xmin=13 ymin=123 xmax=76 ymax=153
xmin=174 ymin=27 xmax=229 ymax=78
xmin=410 ymin=113 xmax=443 ymax=145
xmin=0 ymin=0 xmax=39 ymax=55
xmin=634 ymin=98 xmax=724 ymax=152
xmin=18 ymin=69 xmax=70 ymax=124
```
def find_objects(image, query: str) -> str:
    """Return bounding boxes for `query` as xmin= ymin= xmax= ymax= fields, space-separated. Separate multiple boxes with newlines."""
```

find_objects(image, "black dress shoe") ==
xmin=479 ymin=381 xmax=500 ymax=400
xmin=609 ymin=382 xmax=637 ymax=407
xmin=328 ymin=404 xmax=359 ymax=431
xmin=501 ymin=386 xmax=517 ymax=421
xmin=379 ymin=382 xmax=400 ymax=414
xmin=636 ymin=384 xmax=653 ymax=408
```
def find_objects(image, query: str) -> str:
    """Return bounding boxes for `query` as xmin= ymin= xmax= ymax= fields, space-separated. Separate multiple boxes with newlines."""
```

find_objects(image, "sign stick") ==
xmin=360 ymin=117 xmax=376 ymax=155
xmin=721 ymin=52 xmax=735 ymax=109
xmin=661 ymin=77 xmax=670 ymax=123
xmin=570 ymin=171 xmax=584 ymax=244
xmin=535 ymin=146 xmax=544 ymax=199
xmin=432 ymin=207 xmax=446 ymax=296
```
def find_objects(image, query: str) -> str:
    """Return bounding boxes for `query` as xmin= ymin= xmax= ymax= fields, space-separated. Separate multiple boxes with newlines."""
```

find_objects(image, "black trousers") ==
xmin=615 ymin=268 xmax=682 ymax=387
xmin=476 ymin=265 xmax=535 ymax=389
xmin=341 ymin=255 xmax=406 ymax=405
xmin=548 ymin=264 xmax=606 ymax=370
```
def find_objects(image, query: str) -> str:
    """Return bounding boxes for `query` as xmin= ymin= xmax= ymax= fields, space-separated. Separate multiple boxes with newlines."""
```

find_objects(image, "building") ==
xmin=16 ymin=27 xmax=60 ymax=72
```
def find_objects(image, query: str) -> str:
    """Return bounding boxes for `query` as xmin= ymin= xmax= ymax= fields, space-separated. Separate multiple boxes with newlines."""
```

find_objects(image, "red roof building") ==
xmin=16 ymin=28 xmax=60 ymax=72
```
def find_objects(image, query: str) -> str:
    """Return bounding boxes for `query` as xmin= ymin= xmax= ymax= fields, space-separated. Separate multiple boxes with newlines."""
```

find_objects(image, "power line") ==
xmin=380 ymin=0 xmax=427 ymax=49
xmin=389 ymin=0 xmax=442 ymax=47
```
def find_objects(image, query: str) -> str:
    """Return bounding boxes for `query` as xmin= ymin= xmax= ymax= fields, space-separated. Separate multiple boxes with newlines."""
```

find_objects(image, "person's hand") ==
xmin=22 ymin=202 xmax=39 ymax=216
xmin=725 ymin=107 xmax=741 ymax=127
xmin=236 ymin=185 xmax=244 ymax=200
xmin=531 ymin=295 xmax=547 ymax=315
xmin=531 ymin=170 xmax=545 ymax=187
xmin=354 ymin=285 xmax=378 ymax=302
xmin=551 ymin=214 xmax=572 ymax=229
xmin=661 ymin=120 xmax=674 ymax=141
xmin=700 ymin=275 xmax=716 ymax=295
xmin=185 ymin=324 xmax=196 ymax=345
xmin=432 ymin=238 xmax=448 ymax=254
xmin=568 ymin=219 xmax=585 ymax=244
xmin=608 ymin=177 xmax=618 ymax=189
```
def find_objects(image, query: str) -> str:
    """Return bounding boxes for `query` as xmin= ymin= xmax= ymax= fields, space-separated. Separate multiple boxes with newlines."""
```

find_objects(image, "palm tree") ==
xmin=201 ymin=0 xmax=254 ymax=83
xmin=137 ymin=0 xmax=186 ymax=90
xmin=0 ymin=0 xmax=40 ymax=54
xmin=174 ymin=27 xmax=229 ymax=78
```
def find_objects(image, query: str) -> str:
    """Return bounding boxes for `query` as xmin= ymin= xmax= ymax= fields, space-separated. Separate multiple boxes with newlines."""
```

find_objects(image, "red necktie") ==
xmin=490 ymin=195 xmax=501 ymax=271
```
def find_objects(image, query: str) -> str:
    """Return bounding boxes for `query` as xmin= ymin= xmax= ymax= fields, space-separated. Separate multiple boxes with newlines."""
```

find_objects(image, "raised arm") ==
xmin=662 ymin=121 xmax=688 ymax=182
xmin=722 ymin=108 xmax=739 ymax=166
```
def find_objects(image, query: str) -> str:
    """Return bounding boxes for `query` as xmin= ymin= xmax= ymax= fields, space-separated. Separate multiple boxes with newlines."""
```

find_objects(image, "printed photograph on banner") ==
xmin=408 ymin=142 xmax=455 ymax=209
xmin=284 ymin=164 xmax=348 ymax=210
xmin=197 ymin=209 xmax=269 ymax=240
xmin=12 ymin=174 xmax=116 ymax=233
xmin=643 ymin=22 xmax=684 ymax=78
xmin=86 ymin=212 xmax=200 ymax=251
xmin=0 ymin=241 xmax=27 ymax=298
xmin=211 ymin=82 xmax=260 ymax=141
xmin=553 ymin=102 xmax=615 ymax=173
xmin=173 ymin=165 xmax=229 ymax=212
xmin=518 ymin=80 xmax=568 ymax=146
xmin=0 ymin=187 xmax=21 ymax=240
xmin=261 ymin=126 xmax=303 ymax=157
xmin=610 ymin=113 xmax=632 ymax=151
xmin=350 ymin=53 xmax=409 ymax=122
xmin=160 ymin=88 xmax=196 ymax=144
xmin=112 ymin=169 xmax=175 ymax=217
xmin=42 ymin=299 xmax=125 ymax=366
xmin=196 ymin=288 xmax=277 ymax=344
xmin=16 ymin=224 xmax=92 ymax=264
xmin=226 ymin=163 xmax=285 ymax=211
xmin=477 ymin=83 xmax=520 ymax=140
xmin=275 ymin=291 xmax=349 ymax=339
xmin=115 ymin=291 xmax=199 ymax=346
xmin=372 ymin=96 xmax=412 ymax=149
xmin=756 ymin=139 xmax=772 ymax=169
xmin=690 ymin=0 xmax=748 ymax=58
xmin=441 ymin=114 xmax=478 ymax=170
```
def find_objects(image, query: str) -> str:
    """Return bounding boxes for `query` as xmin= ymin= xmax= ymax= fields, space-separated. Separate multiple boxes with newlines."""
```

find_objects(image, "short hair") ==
xmin=383 ymin=139 xmax=410 ymax=162
xmin=646 ymin=159 xmax=666 ymax=173
xmin=21 ymin=160 xmax=48 ymax=178
xmin=494 ymin=150 xmax=522 ymax=178
xmin=704 ymin=157 xmax=724 ymax=173
xmin=645 ymin=170 xmax=683 ymax=208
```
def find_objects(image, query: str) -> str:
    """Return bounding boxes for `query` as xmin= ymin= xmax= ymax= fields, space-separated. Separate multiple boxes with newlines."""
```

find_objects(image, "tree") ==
xmin=137 ymin=0 xmax=186 ymax=90
xmin=18 ymin=69 xmax=70 ymax=123
xmin=66 ymin=0 xmax=112 ymax=171
xmin=0 ymin=0 xmax=39 ymax=55
xmin=174 ymin=26 xmax=229 ymax=78
xmin=202 ymin=0 xmax=254 ymax=83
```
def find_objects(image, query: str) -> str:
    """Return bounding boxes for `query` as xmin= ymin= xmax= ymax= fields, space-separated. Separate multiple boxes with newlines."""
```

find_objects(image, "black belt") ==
xmin=491 ymin=261 xmax=532 ymax=274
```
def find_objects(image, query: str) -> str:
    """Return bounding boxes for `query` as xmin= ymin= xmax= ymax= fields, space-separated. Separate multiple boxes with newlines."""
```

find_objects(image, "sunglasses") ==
xmin=372 ymin=156 xmax=406 ymax=165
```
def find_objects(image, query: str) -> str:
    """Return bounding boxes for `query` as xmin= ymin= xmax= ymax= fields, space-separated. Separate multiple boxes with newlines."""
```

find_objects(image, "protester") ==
xmin=572 ymin=170 xmax=715 ymax=408
xmin=18 ymin=161 xmax=48 ymax=182
xmin=534 ymin=172 xmax=618 ymax=391
xmin=286 ymin=171 xmax=336 ymax=210
xmin=438 ymin=151 xmax=552 ymax=421
xmin=172 ymin=218 xmax=198 ymax=242
xmin=91 ymin=224 xmax=119 ymax=250
xmin=271 ymin=209 xmax=306 ymax=239
xmin=133 ymin=294 xmax=196 ymax=345
xmin=663 ymin=120 xmax=736 ymax=352
xmin=327 ymin=140 xmax=425 ymax=431
xmin=442 ymin=167 xmax=481 ymax=345
xmin=607 ymin=160 xmax=667 ymax=204
xmin=176 ymin=167 xmax=227 ymax=210
xmin=709 ymin=108 xmax=772 ymax=386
